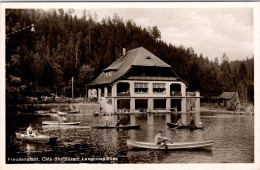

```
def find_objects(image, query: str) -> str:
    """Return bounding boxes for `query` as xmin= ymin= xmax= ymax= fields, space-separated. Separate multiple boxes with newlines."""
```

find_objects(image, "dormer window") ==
xmin=105 ymin=71 xmax=113 ymax=77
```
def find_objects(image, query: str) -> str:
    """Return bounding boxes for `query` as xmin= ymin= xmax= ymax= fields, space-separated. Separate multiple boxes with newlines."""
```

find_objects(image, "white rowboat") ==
xmin=127 ymin=139 xmax=213 ymax=150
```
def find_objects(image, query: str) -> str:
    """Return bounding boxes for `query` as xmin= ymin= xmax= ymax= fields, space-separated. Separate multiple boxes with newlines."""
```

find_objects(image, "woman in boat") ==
xmin=154 ymin=131 xmax=171 ymax=144
xmin=190 ymin=117 xmax=195 ymax=126
xmin=26 ymin=124 xmax=36 ymax=137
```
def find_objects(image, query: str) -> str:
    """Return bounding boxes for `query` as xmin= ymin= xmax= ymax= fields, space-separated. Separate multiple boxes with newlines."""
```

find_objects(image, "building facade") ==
xmin=219 ymin=92 xmax=240 ymax=110
xmin=87 ymin=47 xmax=200 ymax=123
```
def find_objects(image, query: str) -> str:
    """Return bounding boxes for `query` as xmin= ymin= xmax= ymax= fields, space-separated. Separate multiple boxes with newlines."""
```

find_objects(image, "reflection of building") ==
xmin=87 ymin=47 xmax=200 ymax=117
xmin=219 ymin=92 xmax=240 ymax=109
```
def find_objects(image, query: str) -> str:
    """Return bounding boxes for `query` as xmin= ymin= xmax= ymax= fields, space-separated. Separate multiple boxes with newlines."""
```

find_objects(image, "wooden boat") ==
xmin=15 ymin=132 xmax=57 ymax=144
xmin=42 ymin=121 xmax=81 ymax=125
xmin=68 ymin=110 xmax=80 ymax=114
xmin=127 ymin=139 xmax=213 ymax=150
xmin=93 ymin=111 xmax=99 ymax=116
xmin=49 ymin=108 xmax=57 ymax=113
xmin=93 ymin=125 xmax=141 ymax=129
xmin=35 ymin=110 xmax=48 ymax=114
xmin=57 ymin=111 xmax=68 ymax=116
xmin=167 ymin=123 xmax=204 ymax=129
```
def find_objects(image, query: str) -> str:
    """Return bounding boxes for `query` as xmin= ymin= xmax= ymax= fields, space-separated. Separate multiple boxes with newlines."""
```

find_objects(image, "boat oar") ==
xmin=171 ymin=125 xmax=182 ymax=129
xmin=149 ymin=142 xmax=168 ymax=155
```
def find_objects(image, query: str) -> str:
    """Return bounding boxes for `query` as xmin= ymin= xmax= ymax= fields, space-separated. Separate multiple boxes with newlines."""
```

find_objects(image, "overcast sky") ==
xmin=74 ymin=8 xmax=253 ymax=62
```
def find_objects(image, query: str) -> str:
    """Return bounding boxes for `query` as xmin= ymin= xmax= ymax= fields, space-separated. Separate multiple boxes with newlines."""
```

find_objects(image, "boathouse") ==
xmin=87 ymin=47 xmax=200 ymax=121
xmin=219 ymin=92 xmax=240 ymax=109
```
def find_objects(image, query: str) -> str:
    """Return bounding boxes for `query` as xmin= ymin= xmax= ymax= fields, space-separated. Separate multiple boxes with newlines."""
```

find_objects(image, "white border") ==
xmin=0 ymin=2 xmax=259 ymax=170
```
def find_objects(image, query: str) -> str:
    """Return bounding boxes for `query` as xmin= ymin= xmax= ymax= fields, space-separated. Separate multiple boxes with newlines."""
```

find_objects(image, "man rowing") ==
xmin=154 ymin=131 xmax=172 ymax=145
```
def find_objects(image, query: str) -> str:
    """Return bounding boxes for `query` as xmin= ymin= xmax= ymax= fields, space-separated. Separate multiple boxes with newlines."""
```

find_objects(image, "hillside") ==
xmin=5 ymin=9 xmax=254 ymax=104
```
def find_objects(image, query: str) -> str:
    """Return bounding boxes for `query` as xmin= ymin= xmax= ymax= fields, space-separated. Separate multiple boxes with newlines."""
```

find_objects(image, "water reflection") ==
xmin=6 ymin=112 xmax=254 ymax=163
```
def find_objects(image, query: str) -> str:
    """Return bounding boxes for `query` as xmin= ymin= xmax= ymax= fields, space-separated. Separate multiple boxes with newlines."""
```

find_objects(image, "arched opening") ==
xmin=170 ymin=84 xmax=182 ymax=96
xmin=117 ymin=82 xmax=130 ymax=96
xmin=107 ymin=85 xmax=112 ymax=96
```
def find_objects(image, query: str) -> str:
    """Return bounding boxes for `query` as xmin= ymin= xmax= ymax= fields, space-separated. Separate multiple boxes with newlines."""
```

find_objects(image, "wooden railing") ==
xmin=186 ymin=92 xmax=196 ymax=96
xmin=170 ymin=92 xmax=182 ymax=96
xmin=117 ymin=91 xmax=130 ymax=96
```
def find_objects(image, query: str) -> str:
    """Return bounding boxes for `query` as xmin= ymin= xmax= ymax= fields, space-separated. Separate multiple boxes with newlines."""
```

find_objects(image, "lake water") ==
xmin=6 ymin=112 xmax=254 ymax=163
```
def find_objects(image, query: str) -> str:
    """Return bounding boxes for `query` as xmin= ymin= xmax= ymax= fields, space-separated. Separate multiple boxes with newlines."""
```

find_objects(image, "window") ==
xmin=153 ymin=83 xmax=166 ymax=93
xmin=134 ymin=82 xmax=148 ymax=93
xmin=105 ymin=71 xmax=113 ymax=77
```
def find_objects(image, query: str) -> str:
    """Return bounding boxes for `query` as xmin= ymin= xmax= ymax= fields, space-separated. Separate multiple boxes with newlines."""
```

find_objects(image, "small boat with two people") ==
xmin=15 ymin=132 xmax=57 ymax=144
xmin=167 ymin=117 xmax=204 ymax=130
xmin=93 ymin=125 xmax=141 ymax=129
xmin=167 ymin=123 xmax=204 ymax=130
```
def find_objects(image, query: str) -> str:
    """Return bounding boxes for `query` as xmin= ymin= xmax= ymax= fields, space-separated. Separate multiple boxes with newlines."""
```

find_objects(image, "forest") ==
xmin=5 ymin=9 xmax=254 ymax=104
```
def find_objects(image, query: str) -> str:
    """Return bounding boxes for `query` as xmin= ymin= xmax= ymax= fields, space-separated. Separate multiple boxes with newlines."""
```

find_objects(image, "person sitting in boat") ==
xmin=26 ymin=124 xmax=36 ymax=137
xmin=176 ymin=118 xmax=182 ymax=125
xmin=190 ymin=117 xmax=195 ymax=126
xmin=146 ymin=108 xmax=151 ymax=113
xmin=116 ymin=119 xmax=122 ymax=126
xmin=105 ymin=120 xmax=110 ymax=126
xmin=60 ymin=116 xmax=67 ymax=122
xmin=154 ymin=131 xmax=171 ymax=144
xmin=198 ymin=121 xmax=203 ymax=128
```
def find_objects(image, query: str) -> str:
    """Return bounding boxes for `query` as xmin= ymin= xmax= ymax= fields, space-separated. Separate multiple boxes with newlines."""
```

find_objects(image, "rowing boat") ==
xmin=42 ymin=121 xmax=81 ymax=125
xmin=167 ymin=123 xmax=204 ymax=129
xmin=93 ymin=111 xmax=99 ymax=116
xmin=15 ymin=132 xmax=57 ymax=144
xmin=57 ymin=111 xmax=68 ymax=116
xmin=93 ymin=125 xmax=141 ymax=129
xmin=127 ymin=139 xmax=213 ymax=150
xmin=68 ymin=110 xmax=80 ymax=114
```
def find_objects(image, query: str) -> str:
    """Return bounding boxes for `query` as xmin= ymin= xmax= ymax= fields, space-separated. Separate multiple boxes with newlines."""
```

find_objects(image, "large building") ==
xmin=87 ymin=47 xmax=200 ymax=123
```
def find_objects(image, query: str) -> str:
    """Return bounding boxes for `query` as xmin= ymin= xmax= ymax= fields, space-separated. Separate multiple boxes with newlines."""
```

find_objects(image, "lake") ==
xmin=6 ymin=112 xmax=254 ymax=163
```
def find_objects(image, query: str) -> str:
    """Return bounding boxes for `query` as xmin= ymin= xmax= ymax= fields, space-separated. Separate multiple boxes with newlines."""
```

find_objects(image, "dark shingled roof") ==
xmin=219 ymin=92 xmax=238 ymax=99
xmin=88 ymin=47 xmax=176 ymax=86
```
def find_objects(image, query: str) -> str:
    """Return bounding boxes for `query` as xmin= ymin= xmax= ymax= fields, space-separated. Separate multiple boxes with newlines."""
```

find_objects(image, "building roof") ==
xmin=88 ymin=47 xmax=178 ymax=86
xmin=219 ymin=92 xmax=238 ymax=100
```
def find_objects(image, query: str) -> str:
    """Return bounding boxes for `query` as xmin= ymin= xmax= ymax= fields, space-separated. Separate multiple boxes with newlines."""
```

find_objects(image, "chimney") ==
xmin=123 ymin=48 xmax=126 ymax=56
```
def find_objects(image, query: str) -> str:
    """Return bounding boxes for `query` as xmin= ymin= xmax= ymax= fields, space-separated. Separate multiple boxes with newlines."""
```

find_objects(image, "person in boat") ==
xmin=116 ymin=119 xmax=122 ymax=126
xmin=176 ymin=117 xmax=182 ymax=125
xmin=198 ymin=121 xmax=203 ymax=128
xmin=60 ymin=115 xmax=67 ymax=122
xmin=190 ymin=117 xmax=195 ymax=126
xmin=154 ymin=131 xmax=171 ymax=144
xmin=26 ymin=124 xmax=36 ymax=137
xmin=146 ymin=108 xmax=151 ymax=113
xmin=105 ymin=120 xmax=110 ymax=126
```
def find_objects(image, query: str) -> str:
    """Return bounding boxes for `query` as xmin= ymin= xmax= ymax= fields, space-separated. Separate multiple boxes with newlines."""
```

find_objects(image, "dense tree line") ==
xmin=5 ymin=9 xmax=254 ymax=104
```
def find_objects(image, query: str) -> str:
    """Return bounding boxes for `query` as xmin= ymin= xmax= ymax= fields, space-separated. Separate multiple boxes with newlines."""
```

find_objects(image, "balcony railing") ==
xmin=117 ymin=91 xmax=130 ymax=96
xmin=186 ymin=92 xmax=196 ymax=96
xmin=170 ymin=91 xmax=182 ymax=96
xmin=107 ymin=92 xmax=112 ymax=97
xmin=101 ymin=93 xmax=104 ymax=97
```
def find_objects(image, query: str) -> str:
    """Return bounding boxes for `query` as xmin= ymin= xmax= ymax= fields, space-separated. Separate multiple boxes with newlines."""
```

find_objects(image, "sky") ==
xmin=74 ymin=8 xmax=253 ymax=62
